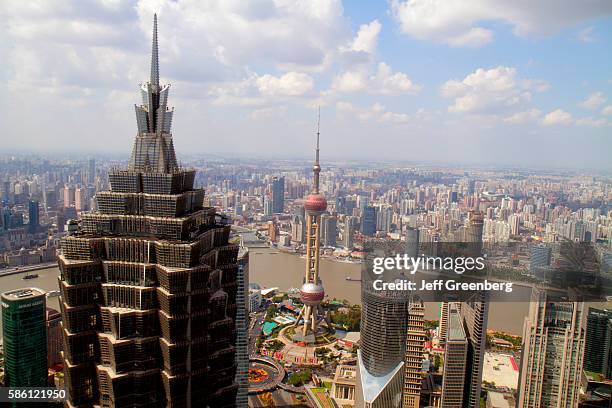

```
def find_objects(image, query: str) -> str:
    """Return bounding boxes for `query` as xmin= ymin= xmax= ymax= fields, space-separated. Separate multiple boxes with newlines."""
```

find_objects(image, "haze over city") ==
xmin=1 ymin=1 xmax=612 ymax=169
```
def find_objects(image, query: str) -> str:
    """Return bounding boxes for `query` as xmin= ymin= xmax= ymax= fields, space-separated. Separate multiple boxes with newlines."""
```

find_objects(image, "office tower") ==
xmin=518 ymin=289 xmax=586 ymax=408
xmin=361 ymin=205 xmax=377 ymax=236
xmin=1 ymin=288 xmax=48 ymax=389
xmin=405 ymin=227 xmax=419 ymax=258
xmin=235 ymin=246 xmax=250 ymax=407
xmin=335 ymin=196 xmax=346 ymax=214
xmin=322 ymin=214 xmax=337 ymax=247
xmin=46 ymin=307 xmax=63 ymax=367
xmin=356 ymin=282 xmax=410 ymax=407
xmin=28 ymin=199 xmax=40 ymax=233
xmin=402 ymin=300 xmax=426 ymax=408
xmin=584 ymin=307 xmax=611 ymax=377
xmin=440 ymin=304 xmax=468 ymax=407
xmin=58 ymin=16 xmax=239 ymax=407
xmin=466 ymin=210 xmax=484 ymax=257
xmin=343 ymin=217 xmax=354 ymax=249
xmin=460 ymin=292 xmax=489 ymax=408
xmin=293 ymin=117 xmax=330 ymax=342
xmin=89 ymin=158 xmax=96 ymax=184
xmin=271 ymin=176 xmax=285 ymax=213
xmin=529 ymin=244 xmax=552 ymax=275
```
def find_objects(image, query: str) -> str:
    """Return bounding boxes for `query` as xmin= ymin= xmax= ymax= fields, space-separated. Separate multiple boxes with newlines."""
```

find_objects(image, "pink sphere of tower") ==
xmin=304 ymin=193 xmax=327 ymax=213
xmin=300 ymin=282 xmax=325 ymax=305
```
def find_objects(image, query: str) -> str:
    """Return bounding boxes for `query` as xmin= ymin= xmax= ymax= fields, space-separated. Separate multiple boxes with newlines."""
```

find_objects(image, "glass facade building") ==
xmin=1 ymin=288 xmax=48 ymax=389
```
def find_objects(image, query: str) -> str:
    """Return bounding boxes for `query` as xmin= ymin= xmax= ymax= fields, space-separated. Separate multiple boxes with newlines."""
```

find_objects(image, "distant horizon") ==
xmin=1 ymin=148 xmax=610 ymax=174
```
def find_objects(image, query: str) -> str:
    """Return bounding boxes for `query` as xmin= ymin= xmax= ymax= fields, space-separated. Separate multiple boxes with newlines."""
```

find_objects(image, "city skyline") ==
xmin=1 ymin=1 xmax=612 ymax=169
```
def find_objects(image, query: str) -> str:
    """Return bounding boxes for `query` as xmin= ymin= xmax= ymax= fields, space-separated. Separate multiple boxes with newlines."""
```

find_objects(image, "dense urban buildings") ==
xmin=57 ymin=16 xmax=239 ymax=407
xmin=1 ymin=288 xmax=48 ymax=389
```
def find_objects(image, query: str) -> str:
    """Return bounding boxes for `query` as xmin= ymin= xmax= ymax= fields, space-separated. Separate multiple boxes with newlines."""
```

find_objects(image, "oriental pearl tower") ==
xmin=293 ymin=111 xmax=332 ymax=342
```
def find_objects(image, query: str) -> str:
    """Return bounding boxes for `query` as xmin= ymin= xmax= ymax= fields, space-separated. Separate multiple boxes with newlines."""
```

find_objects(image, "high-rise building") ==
xmin=460 ymin=292 xmax=489 ymax=408
xmin=293 ymin=116 xmax=331 ymax=342
xmin=46 ymin=307 xmax=63 ymax=367
xmin=1 ymin=288 xmax=48 ymax=390
xmin=529 ymin=244 xmax=552 ymax=275
xmin=518 ymin=289 xmax=586 ymax=408
xmin=321 ymin=214 xmax=337 ymax=247
xmin=356 ymin=265 xmax=410 ymax=407
xmin=28 ymin=199 xmax=40 ymax=233
xmin=583 ymin=307 xmax=611 ymax=378
xmin=343 ymin=217 xmax=354 ymax=249
xmin=235 ymin=245 xmax=250 ymax=407
xmin=405 ymin=227 xmax=419 ymax=258
xmin=89 ymin=158 xmax=96 ymax=184
xmin=57 ymin=15 xmax=239 ymax=407
xmin=64 ymin=185 xmax=75 ymax=208
xmin=402 ymin=300 xmax=426 ymax=408
xmin=271 ymin=176 xmax=285 ymax=214
xmin=361 ymin=206 xmax=377 ymax=236
xmin=440 ymin=304 xmax=468 ymax=407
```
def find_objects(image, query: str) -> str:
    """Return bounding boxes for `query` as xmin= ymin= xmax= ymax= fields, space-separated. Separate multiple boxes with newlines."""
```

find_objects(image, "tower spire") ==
xmin=313 ymin=107 xmax=321 ymax=194
xmin=150 ymin=13 xmax=159 ymax=88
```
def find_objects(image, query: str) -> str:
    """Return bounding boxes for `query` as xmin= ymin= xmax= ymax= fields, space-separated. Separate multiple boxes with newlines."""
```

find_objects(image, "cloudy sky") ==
xmin=0 ymin=0 xmax=611 ymax=169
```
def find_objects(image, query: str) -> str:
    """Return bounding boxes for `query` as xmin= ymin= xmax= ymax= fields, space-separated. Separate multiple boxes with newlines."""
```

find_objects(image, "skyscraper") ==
xmin=361 ymin=206 xmax=377 ymax=236
xmin=402 ymin=299 xmax=426 ymax=408
xmin=293 ymin=115 xmax=330 ymax=342
xmin=57 ymin=15 xmax=239 ymax=407
xmin=235 ymin=245 xmax=250 ymax=407
xmin=583 ymin=307 xmax=611 ymax=377
xmin=28 ymin=199 xmax=40 ymax=233
xmin=460 ymin=292 xmax=488 ymax=408
xmin=518 ymin=289 xmax=586 ymax=408
xmin=405 ymin=227 xmax=419 ymax=258
xmin=440 ymin=304 xmax=468 ymax=408
xmin=1 ymin=288 xmax=48 ymax=390
xmin=271 ymin=176 xmax=285 ymax=214
xmin=356 ymin=282 xmax=410 ymax=407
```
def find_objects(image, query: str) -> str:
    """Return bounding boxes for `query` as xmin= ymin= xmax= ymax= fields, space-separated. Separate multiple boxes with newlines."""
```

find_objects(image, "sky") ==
xmin=0 ymin=0 xmax=611 ymax=169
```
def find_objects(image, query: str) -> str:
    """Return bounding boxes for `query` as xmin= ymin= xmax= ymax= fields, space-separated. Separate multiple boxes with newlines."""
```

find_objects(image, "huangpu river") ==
xmin=0 ymin=248 xmax=547 ymax=337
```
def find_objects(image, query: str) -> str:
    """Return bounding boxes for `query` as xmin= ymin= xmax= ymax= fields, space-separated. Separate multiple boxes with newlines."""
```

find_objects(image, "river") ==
xmin=0 ymin=248 xmax=586 ymax=337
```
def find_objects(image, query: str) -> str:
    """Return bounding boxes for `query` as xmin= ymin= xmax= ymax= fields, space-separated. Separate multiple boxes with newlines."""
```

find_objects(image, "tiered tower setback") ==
xmin=58 ymin=15 xmax=239 ymax=408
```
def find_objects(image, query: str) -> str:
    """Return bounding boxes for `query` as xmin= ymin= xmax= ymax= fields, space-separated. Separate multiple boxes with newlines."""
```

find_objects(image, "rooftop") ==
xmin=2 ymin=287 xmax=46 ymax=300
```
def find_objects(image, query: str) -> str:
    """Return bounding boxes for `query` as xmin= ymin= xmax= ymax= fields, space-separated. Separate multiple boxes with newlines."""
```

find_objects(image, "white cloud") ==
xmin=602 ymin=105 xmax=612 ymax=116
xmin=542 ymin=109 xmax=573 ymax=126
xmin=580 ymin=91 xmax=606 ymax=109
xmin=350 ymin=20 xmax=381 ymax=53
xmin=336 ymin=101 xmax=409 ymax=123
xmin=446 ymin=27 xmax=494 ymax=48
xmin=390 ymin=0 xmax=612 ymax=47
xmin=575 ymin=117 xmax=608 ymax=127
xmin=331 ymin=62 xmax=420 ymax=95
xmin=441 ymin=66 xmax=546 ymax=114
xmin=503 ymin=109 xmax=542 ymax=124
xmin=256 ymin=72 xmax=314 ymax=97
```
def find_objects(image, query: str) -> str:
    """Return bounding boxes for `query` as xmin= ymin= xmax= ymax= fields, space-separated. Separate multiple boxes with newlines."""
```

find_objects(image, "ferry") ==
xmin=345 ymin=277 xmax=361 ymax=281
xmin=22 ymin=273 xmax=39 ymax=280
